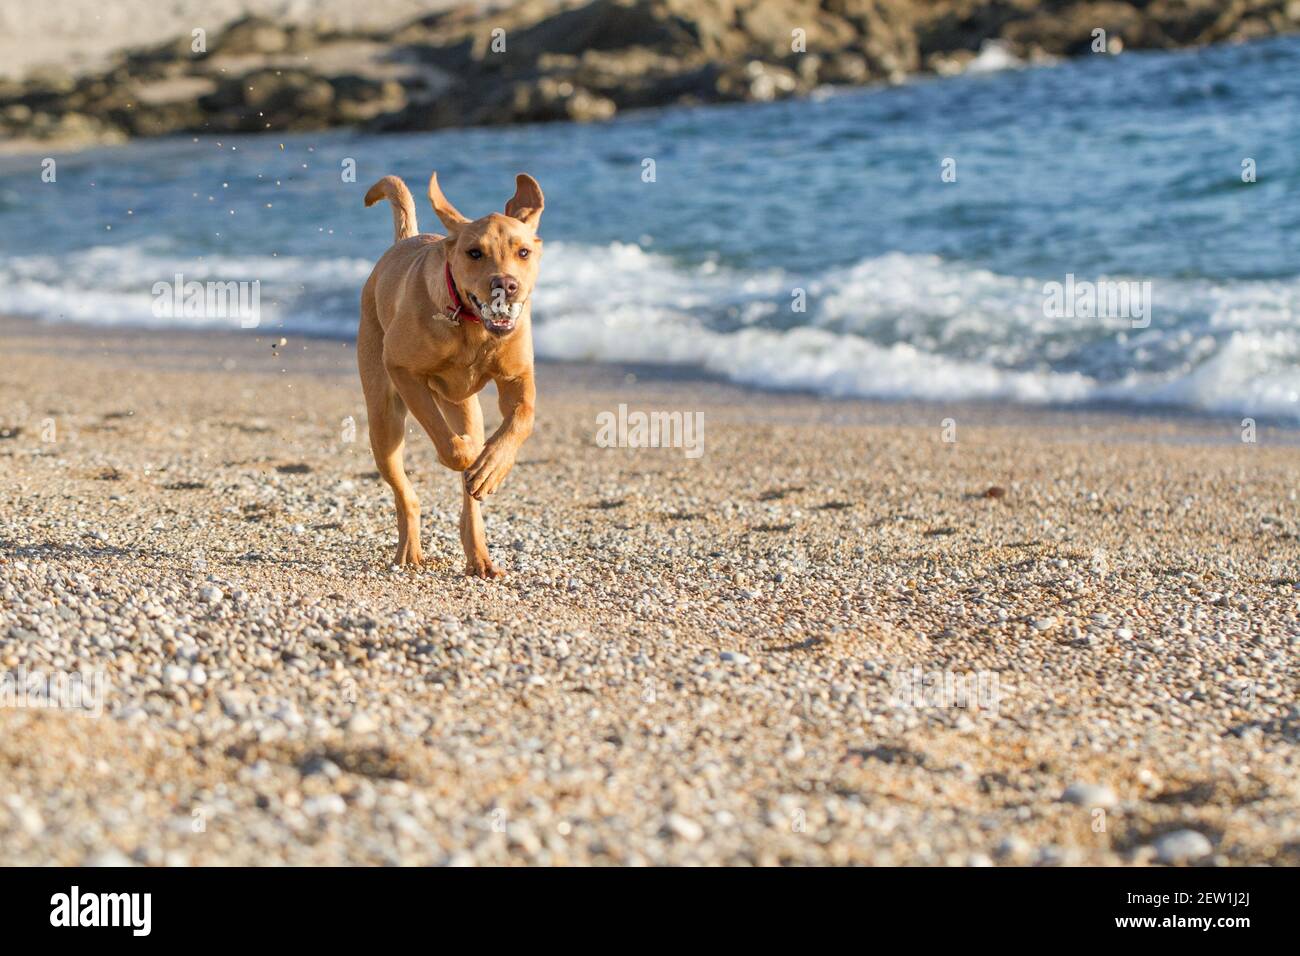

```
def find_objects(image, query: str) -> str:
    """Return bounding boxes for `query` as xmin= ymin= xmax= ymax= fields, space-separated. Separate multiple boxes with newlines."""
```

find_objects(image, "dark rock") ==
xmin=1000 ymin=3 xmax=1147 ymax=58
xmin=469 ymin=76 xmax=618 ymax=124
xmin=242 ymin=70 xmax=334 ymax=112
xmin=125 ymin=99 xmax=208 ymax=137
xmin=817 ymin=50 xmax=871 ymax=84
xmin=329 ymin=75 xmax=408 ymax=124
xmin=739 ymin=2 xmax=858 ymax=58
xmin=204 ymin=69 xmax=335 ymax=131
xmin=552 ymin=47 xmax=719 ymax=108
xmin=1147 ymin=0 xmax=1236 ymax=46
xmin=22 ymin=65 xmax=77 ymax=95
xmin=198 ymin=77 xmax=245 ymax=113
xmin=917 ymin=0 xmax=1023 ymax=56
xmin=488 ymin=0 xmax=698 ymax=65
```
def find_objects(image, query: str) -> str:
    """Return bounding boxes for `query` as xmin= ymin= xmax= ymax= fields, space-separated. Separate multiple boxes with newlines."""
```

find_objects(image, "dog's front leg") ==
xmin=464 ymin=372 xmax=535 ymax=501
xmin=385 ymin=364 xmax=477 ymax=470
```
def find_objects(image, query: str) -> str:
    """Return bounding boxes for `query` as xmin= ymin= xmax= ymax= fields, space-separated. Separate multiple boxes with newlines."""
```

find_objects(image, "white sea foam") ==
xmin=964 ymin=40 xmax=1026 ymax=74
xmin=2 ymin=240 xmax=1296 ymax=419
xmin=534 ymin=242 xmax=1299 ymax=419
xmin=0 ymin=242 xmax=372 ymax=333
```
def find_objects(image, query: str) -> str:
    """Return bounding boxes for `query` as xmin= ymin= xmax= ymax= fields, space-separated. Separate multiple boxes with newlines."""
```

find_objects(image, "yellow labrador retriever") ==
xmin=359 ymin=172 xmax=542 ymax=577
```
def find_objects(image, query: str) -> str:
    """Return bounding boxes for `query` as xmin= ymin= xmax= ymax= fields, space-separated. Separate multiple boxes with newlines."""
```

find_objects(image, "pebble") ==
xmin=1153 ymin=830 xmax=1213 ymax=864
xmin=346 ymin=712 xmax=379 ymax=734
xmin=10 ymin=801 xmax=45 ymax=837
xmin=666 ymin=814 xmax=705 ymax=843
xmin=303 ymin=795 xmax=346 ymax=816
xmin=1061 ymin=783 xmax=1118 ymax=809
xmin=86 ymin=850 xmax=135 ymax=867
xmin=994 ymin=836 xmax=1030 ymax=861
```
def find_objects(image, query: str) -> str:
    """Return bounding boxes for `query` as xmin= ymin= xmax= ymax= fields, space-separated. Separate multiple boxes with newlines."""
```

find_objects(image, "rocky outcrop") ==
xmin=2 ymin=0 xmax=1298 ymax=145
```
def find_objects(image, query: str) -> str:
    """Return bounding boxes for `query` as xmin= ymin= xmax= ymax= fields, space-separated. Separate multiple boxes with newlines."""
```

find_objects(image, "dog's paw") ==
xmin=464 ymin=441 xmax=516 ymax=500
xmin=463 ymin=556 xmax=504 ymax=579
xmin=393 ymin=538 xmax=424 ymax=566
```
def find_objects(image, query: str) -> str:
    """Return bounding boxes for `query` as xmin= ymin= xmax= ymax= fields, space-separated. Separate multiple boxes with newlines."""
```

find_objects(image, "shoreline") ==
xmin=2 ymin=312 xmax=1296 ymax=441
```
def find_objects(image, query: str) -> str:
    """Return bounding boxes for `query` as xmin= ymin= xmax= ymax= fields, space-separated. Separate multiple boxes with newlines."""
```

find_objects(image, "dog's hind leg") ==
xmin=434 ymin=395 xmax=501 ymax=579
xmin=359 ymin=307 xmax=423 ymax=566
xmin=369 ymin=389 xmax=423 ymax=566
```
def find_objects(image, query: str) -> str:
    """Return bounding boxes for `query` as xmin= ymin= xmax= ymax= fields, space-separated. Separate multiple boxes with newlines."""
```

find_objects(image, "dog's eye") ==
xmin=467 ymin=248 xmax=483 ymax=260
xmin=518 ymin=248 xmax=530 ymax=259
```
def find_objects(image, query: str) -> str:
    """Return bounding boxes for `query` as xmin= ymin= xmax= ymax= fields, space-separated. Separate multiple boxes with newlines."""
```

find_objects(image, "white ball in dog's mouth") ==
xmin=469 ymin=293 xmax=524 ymax=332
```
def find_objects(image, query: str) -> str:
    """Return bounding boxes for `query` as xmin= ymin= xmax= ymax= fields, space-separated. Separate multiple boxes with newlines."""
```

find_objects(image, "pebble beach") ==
xmin=1 ymin=316 xmax=1297 ymax=866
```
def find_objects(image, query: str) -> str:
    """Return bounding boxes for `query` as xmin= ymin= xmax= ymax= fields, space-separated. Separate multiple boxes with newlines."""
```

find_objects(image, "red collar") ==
xmin=444 ymin=262 xmax=480 ymax=324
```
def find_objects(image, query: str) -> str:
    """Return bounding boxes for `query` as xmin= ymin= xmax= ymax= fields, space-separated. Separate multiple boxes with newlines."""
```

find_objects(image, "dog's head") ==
xmin=428 ymin=172 xmax=544 ymax=336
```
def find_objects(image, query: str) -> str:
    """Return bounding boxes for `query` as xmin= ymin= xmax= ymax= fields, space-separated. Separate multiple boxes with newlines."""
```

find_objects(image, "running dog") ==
xmin=359 ymin=171 xmax=543 ymax=577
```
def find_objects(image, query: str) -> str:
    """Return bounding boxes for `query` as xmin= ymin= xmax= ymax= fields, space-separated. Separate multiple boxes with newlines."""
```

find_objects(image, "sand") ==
xmin=1 ymin=314 xmax=1297 ymax=865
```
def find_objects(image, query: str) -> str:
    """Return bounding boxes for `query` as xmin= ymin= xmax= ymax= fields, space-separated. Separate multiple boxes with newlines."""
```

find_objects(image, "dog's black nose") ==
xmin=491 ymin=275 xmax=520 ymax=297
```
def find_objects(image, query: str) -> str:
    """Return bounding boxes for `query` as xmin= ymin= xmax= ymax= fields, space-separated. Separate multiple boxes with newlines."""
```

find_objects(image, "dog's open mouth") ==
xmin=467 ymin=292 xmax=523 ymax=335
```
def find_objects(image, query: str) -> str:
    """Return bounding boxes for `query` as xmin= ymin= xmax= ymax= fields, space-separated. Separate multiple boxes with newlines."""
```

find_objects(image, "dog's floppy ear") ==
xmin=428 ymin=172 xmax=469 ymax=235
xmin=504 ymin=173 xmax=544 ymax=229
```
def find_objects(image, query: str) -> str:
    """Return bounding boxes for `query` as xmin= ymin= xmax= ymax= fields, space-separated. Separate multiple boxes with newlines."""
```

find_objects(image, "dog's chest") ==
xmin=428 ymin=344 xmax=493 ymax=401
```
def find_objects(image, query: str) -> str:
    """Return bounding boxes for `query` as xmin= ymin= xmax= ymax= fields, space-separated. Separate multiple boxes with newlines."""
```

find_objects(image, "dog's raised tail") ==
xmin=365 ymin=175 xmax=418 ymax=242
